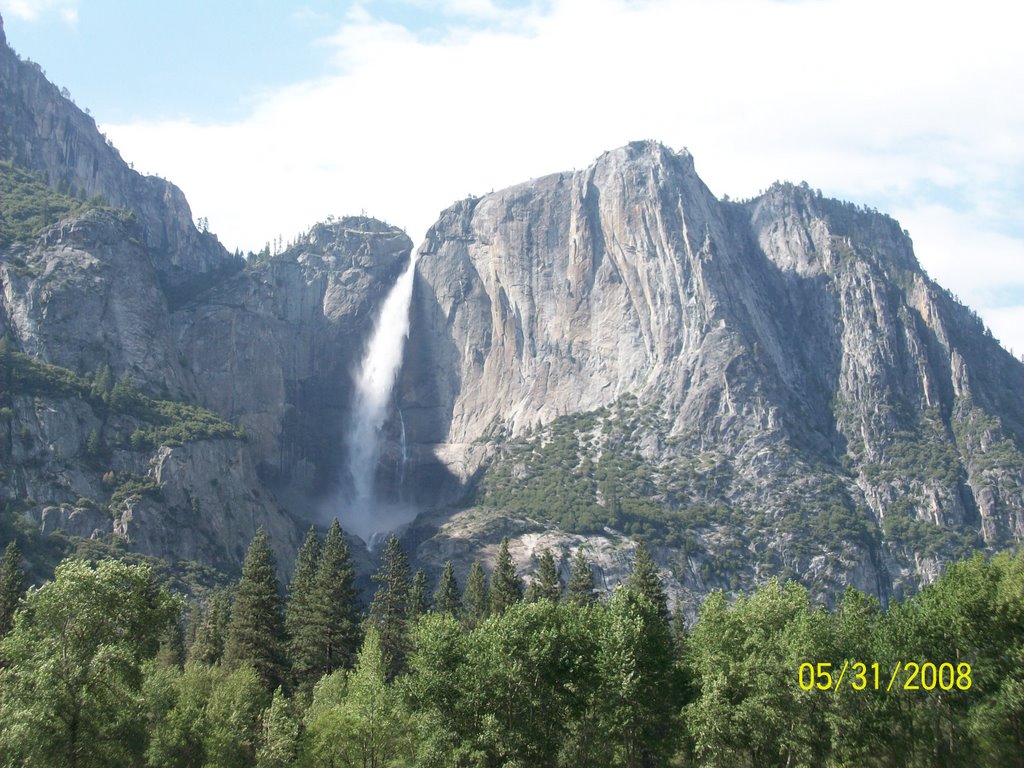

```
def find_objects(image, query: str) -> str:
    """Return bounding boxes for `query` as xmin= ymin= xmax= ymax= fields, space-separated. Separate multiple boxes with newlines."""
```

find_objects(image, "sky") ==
xmin=2 ymin=0 xmax=1022 ymax=355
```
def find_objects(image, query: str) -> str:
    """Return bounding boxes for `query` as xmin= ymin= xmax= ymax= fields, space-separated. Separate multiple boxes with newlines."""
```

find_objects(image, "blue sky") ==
xmin=2 ymin=0 xmax=1022 ymax=354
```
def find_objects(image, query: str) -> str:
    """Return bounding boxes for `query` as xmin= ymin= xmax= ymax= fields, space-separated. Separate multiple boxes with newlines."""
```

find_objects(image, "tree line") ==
xmin=1 ymin=527 xmax=1023 ymax=766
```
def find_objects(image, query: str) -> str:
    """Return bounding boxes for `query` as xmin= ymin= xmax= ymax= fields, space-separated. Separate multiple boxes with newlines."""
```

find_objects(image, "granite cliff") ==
xmin=0 ymin=18 xmax=411 ymax=577
xmin=401 ymin=141 xmax=1024 ymax=608
xmin=2 ymin=13 xmax=1023 ymax=607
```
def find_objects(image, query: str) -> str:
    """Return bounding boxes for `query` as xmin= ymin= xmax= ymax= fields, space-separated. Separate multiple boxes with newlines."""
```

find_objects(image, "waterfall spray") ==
xmin=343 ymin=250 xmax=418 ymax=544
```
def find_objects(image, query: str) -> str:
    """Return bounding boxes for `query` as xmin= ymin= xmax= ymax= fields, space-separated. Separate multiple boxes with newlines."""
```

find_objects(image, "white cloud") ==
xmin=101 ymin=0 xmax=1024 ymax=352
xmin=0 ymin=0 xmax=78 ymax=23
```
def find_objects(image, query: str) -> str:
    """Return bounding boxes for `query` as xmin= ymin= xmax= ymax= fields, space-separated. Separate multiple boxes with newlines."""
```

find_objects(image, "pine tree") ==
xmin=223 ymin=527 xmax=287 ymax=690
xmin=409 ymin=569 xmax=430 ymax=620
xmin=670 ymin=599 xmax=688 ymax=660
xmin=367 ymin=533 xmax=411 ymax=679
xmin=627 ymin=541 xmax=668 ymax=620
xmin=434 ymin=560 xmax=461 ymax=617
xmin=567 ymin=547 xmax=595 ymax=606
xmin=187 ymin=588 xmax=232 ymax=665
xmin=463 ymin=561 xmax=489 ymax=628
xmin=530 ymin=549 xmax=562 ymax=603
xmin=312 ymin=518 xmax=361 ymax=676
xmin=0 ymin=540 xmax=25 ymax=638
xmin=155 ymin=608 xmax=186 ymax=668
xmin=285 ymin=527 xmax=322 ymax=692
xmin=489 ymin=538 xmax=523 ymax=616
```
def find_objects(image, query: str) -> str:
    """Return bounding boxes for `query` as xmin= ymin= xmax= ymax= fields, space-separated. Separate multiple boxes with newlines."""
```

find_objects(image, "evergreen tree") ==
xmin=464 ymin=561 xmax=489 ymax=628
xmin=434 ymin=560 xmax=461 ymax=617
xmin=367 ymin=533 xmax=412 ymax=679
xmin=626 ymin=541 xmax=668 ymax=620
xmin=85 ymin=428 xmax=100 ymax=458
xmin=223 ymin=527 xmax=287 ymax=691
xmin=490 ymin=537 xmax=523 ymax=616
xmin=409 ymin=568 xmax=430 ymax=619
xmin=187 ymin=588 xmax=232 ymax=665
xmin=670 ymin=599 xmax=688 ymax=660
xmin=91 ymin=362 xmax=113 ymax=398
xmin=285 ymin=526 xmax=322 ymax=691
xmin=567 ymin=546 xmax=596 ymax=606
xmin=530 ymin=549 xmax=562 ymax=603
xmin=312 ymin=518 xmax=361 ymax=677
xmin=155 ymin=609 xmax=186 ymax=668
xmin=0 ymin=540 xmax=25 ymax=639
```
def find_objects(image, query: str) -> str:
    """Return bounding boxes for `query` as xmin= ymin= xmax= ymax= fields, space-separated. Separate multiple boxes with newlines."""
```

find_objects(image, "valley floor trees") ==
xmin=2 ymin=531 xmax=1024 ymax=766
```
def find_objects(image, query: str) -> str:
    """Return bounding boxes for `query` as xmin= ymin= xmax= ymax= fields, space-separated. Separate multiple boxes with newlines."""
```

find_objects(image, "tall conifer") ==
xmin=463 ymin=561 xmax=489 ymax=628
xmin=285 ymin=527 xmax=322 ymax=691
xmin=567 ymin=547 xmax=595 ymax=606
xmin=409 ymin=569 xmax=430 ymax=620
xmin=223 ymin=527 xmax=287 ymax=690
xmin=530 ymin=549 xmax=562 ymax=603
xmin=0 ymin=541 xmax=25 ymax=638
xmin=489 ymin=538 xmax=523 ymax=616
xmin=434 ymin=560 xmax=461 ymax=617
xmin=627 ymin=541 xmax=668 ymax=620
xmin=313 ymin=519 xmax=361 ymax=676
xmin=187 ymin=588 xmax=232 ymax=665
xmin=367 ymin=534 xmax=411 ymax=679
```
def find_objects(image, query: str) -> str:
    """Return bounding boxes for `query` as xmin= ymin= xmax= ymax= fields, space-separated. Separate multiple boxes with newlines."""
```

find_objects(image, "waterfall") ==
xmin=342 ymin=250 xmax=418 ymax=544
xmin=398 ymin=408 xmax=408 ymax=496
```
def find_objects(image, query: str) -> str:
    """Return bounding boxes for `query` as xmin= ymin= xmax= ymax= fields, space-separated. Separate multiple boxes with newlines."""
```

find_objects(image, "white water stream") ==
xmin=342 ymin=251 xmax=418 ymax=545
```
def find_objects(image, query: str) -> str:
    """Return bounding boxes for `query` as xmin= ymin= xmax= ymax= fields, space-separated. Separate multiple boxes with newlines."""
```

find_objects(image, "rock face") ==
xmin=175 ymin=219 xmax=413 ymax=497
xmin=0 ymin=26 xmax=229 ymax=287
xmin=403 ymin=141 xmax=1024 ymax=606
xmin=3 ymin=14 xmax=1023 ymax=605
xmin=0 ymin=20 xmax=414 ymax=577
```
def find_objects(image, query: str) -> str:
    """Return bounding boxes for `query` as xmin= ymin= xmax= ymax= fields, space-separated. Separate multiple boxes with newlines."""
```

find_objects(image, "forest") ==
xmin=1 ymin=525 xmax=1023 ymax=767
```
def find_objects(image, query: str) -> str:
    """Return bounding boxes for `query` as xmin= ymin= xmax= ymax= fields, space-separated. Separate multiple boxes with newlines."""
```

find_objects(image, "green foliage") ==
xmin=0 ymin=540 xmax=24 ymax=639
xmin=299 ymin=630 xmax=411 ymax=767
xmin=307 ymin=519 xmax=361 ymax=682
xmin=144 ymin=661 xmax=269 ymax=768
xmin=475 ymin=399 xmax=875 ymax=561
xmin=463 ymin=561 xmax=489 ymax=629
xmin=223 ymin=528 xmax=286 ymax=691
xmin=0 ymin=558 xmax=179 ymax=767
xmin=528 ymin=548 xmax=561 ymax=603
xmin=860 ymin=408 xmax=962 ymax=487
xmin=626 ymin=540 xmax=668 ymax=620
xmin=367 ymin=534 xmax=412 ymax=680
xmin=187 ymin=588 xmax=233 ymax=666
xmin=107 ymin=472 xmax=163 ymax=515
xmin=409 ymin=568 xmax=430 ymax=619
xmin=489 ymin=537 xmax=523 ymax=615
xmin=284 ymin=528 xmax=322 ymax=693
xmin=6 ymin=544 xmax=1024 ymax=764
xmin=255 ymin=688 xmax=300 ymax=768
xmin=433 ymin=560 xmax=461 ymax=617
xmin=0 ymin=350 xmax=244 ymax=449
xmin=596 ymin=588 xmax=683 ymax=766
xmin=566 ymin=547 xmax=596 ymax=606
xmin=0 ymin=160 xmax=111 ymax=248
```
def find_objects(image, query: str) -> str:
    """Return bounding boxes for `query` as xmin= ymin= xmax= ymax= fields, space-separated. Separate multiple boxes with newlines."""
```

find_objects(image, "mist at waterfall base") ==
xmin=332 ymin=251 xmax=419 ymax=547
